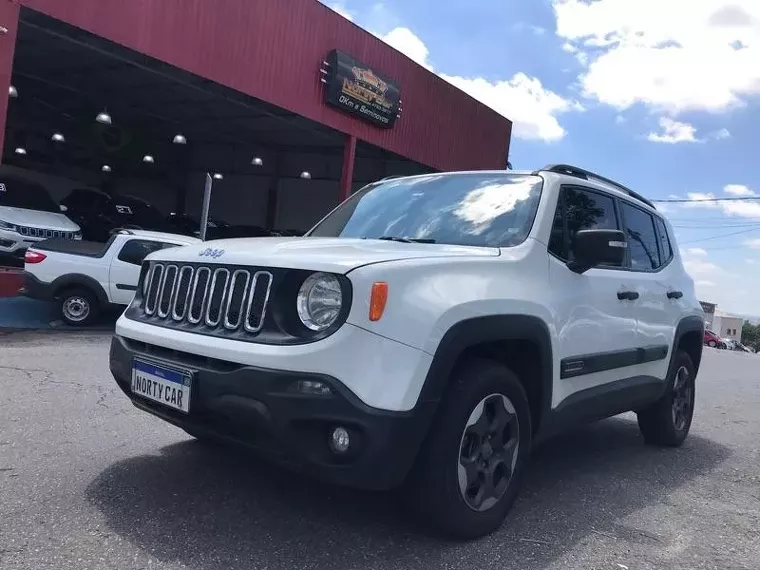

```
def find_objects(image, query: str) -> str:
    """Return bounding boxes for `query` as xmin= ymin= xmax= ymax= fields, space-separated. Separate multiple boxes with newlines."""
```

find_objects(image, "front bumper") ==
xmin=109 ymin=335 xmax=437 ymax=490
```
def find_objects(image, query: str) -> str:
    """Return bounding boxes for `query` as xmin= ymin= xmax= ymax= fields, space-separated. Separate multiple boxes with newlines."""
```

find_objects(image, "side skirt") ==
xmin=536 ymin=375 xmax=667 ymax=442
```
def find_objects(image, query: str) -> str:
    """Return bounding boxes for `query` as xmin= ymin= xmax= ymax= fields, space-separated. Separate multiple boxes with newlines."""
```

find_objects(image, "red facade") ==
xmin=13 ymin=0 xmax=512 ymax=171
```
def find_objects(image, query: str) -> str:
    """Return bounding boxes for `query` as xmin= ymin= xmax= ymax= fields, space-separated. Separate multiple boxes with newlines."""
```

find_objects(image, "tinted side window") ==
xmin=620 ymin=202 xmax=660 ymax=270
xmin=561 ymin=187 xmax=620 ymax=264
xmin=655 ymin=217 xmax=672 ymax=263
xmin=117 ymin=240 xmax=174 ymax=266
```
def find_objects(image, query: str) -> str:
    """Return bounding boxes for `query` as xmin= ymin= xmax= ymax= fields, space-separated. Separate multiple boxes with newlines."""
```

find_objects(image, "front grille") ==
xmin=17 ymin=225 xmax=76 ymax=239
xmin=141 ymin=262 xmax=273 ymax=335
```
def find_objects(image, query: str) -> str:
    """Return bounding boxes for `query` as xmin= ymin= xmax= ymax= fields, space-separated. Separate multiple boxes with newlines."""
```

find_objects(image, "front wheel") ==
xmin=637 ymin=350 xmax=696 ymax=447
xmin=404 ymin=359 xmax=531 ymax=539
xmin=58 ymin=288 xmax=100 ymax=327
xmin=707 ymin=340 xmax=717 ymax=348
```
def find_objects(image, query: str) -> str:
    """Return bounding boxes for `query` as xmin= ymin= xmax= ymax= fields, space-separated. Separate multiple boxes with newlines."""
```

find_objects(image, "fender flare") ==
xmin=417 ymin=315 xmax=554 ymax=431
xmin=51 ymin=274 xmax=109 ymax=307
xmin=669 ymin=315 xmax=705 ymax=374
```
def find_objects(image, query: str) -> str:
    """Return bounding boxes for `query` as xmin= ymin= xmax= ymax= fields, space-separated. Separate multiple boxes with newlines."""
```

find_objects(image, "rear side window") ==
xmin=118 ymin=240 xmax=178 ymax=266
xmin=655 ymin=217 xmax=672 ymax=263
xmin=548 ymin=186 xmax=620 ymax=262
xmin=620 ymin=202 xmax=660 ymax=270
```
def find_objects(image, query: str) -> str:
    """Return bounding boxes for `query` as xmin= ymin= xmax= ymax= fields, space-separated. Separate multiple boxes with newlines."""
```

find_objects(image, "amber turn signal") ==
xmin=369 ymin=282 xmax=388 ymax=321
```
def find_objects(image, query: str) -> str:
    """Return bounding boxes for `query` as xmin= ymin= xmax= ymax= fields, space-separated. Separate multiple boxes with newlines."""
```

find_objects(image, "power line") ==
xmin=654 ymin=196 xmax=760 ymax=203
xmin=679 ymin=226 xmax=760 ymax=244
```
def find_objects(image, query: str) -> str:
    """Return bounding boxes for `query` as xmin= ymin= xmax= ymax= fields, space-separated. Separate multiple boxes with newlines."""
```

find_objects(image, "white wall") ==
xmin=713 ymin=315 xmax=744 ymax=342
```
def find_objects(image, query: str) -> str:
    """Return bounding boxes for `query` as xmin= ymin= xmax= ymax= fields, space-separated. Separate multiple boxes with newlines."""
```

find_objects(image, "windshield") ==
xmin=0 ymin=177 xmax=59 ymax=213
xmin=308 ymin=173 xmax=543 ymax=247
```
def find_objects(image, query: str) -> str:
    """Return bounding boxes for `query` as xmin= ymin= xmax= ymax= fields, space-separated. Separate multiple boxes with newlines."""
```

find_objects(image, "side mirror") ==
xmin=59 ymin=204 xmax=68 ymax=213
xmin=568 ymin=229 xmax=627 ymax=274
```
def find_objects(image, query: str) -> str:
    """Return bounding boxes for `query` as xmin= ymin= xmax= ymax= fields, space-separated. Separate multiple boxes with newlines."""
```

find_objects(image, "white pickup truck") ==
xmin=21 ymin=229 xmax=199 ymax=326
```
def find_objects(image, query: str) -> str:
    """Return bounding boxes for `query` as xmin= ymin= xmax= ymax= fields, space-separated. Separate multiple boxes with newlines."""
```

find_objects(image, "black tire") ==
xmin=57 ymin=288 xmax=100 ymax=327
xmin=404 ymin=358 xmax=532 ymax=539
xmin=636 ymin=350 xmax=696 ymax=447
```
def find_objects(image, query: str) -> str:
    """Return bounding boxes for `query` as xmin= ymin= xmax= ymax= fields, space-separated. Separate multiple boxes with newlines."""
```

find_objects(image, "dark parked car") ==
xmin=62 ymin=188 xmax=172 ymax=242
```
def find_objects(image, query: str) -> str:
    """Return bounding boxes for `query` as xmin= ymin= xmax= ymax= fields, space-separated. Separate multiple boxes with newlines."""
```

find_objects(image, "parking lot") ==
xmin=1 ymin=331 xmax=758 ymax=570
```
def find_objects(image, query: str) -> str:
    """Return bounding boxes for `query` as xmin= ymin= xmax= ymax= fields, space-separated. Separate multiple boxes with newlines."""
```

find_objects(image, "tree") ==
xmin=742 ymin=322 xmax=760 ymax=351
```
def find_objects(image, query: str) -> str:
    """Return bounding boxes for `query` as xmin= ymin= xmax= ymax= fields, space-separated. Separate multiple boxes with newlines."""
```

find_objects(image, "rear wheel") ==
xmin=707 ymin=340 xmax=716 ymax=348
xmin=637 ymin=350 xmax=695 ymax=447
xmin=58 ymin=288 xmax=100 ymax=327
xmin=405 ymin=359 xmax=531 ymax=539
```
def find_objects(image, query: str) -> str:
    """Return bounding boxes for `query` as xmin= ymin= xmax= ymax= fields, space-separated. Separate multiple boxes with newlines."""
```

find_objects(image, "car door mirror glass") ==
xmin=569 ymin=229 xmax=627 ymax=273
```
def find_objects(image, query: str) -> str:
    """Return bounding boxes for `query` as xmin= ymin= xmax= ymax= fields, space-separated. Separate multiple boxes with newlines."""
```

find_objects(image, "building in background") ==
xmin=700 ymin=301 xmax=717 ymax=329
xmin=712 ymin=312 xmax=744 ymax=343
xmin=0 ymin=0 xmax=513 ymax=235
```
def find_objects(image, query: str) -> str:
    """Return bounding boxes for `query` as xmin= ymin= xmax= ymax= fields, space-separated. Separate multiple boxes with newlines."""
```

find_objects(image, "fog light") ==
xmin=289 ymin=379 xmax=332 ymax=397
xmin=329 ymin=427 xmax=350 ymax=454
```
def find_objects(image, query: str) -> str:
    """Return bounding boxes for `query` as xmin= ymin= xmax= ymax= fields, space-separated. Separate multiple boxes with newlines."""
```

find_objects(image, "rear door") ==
xmin=109 ymin=239 xmax=175 ymax=305
xmin=548 ymin=185 xmax=640 ymax=407
xmin=619 ymin=204 xmax=682 ymax=381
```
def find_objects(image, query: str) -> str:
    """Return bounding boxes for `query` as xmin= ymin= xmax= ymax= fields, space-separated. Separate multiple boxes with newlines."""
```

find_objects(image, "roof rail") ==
xmin=535 ymin=164 xmax=656 ymax=209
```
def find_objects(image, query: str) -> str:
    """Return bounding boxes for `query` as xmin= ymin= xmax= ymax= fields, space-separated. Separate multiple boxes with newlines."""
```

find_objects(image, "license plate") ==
xmin=131 ymin=359 xmax=192 ymax=413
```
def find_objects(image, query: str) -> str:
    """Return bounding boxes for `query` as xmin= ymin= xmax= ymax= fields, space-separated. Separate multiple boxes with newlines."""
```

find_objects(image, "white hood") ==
xmin=0 ymin=206 xmax=80 ymax=232
xmin=146 ymin=237 xmax=499 ymax=273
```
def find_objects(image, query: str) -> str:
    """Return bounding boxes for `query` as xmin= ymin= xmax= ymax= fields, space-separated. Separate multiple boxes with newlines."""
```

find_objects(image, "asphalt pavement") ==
xmin=1 ymin=332 xmax=758 ymax=570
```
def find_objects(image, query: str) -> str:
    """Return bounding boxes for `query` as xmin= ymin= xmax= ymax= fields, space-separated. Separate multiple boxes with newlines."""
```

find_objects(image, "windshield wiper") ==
xmin=374 ymin=236 xmax=437 ymax=244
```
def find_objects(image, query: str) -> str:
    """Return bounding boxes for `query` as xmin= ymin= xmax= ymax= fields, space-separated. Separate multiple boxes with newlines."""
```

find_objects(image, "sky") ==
xmin=320 ymin=0 xmax=760 ymax=317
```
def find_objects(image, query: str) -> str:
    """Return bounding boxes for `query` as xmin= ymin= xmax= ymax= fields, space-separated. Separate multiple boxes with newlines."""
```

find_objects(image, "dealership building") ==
xmin=0 ymin=0 xmax=512 ymax=234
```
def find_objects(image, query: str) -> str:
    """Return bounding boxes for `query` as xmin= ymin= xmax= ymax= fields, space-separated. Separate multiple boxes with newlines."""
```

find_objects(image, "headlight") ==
xmin=73 ymin=231 xmax=82 ymax=240
xmin=0 ymin=220 xmax=17 ymax=231
xmin=296 ymin=272 xmax=343 ymax=331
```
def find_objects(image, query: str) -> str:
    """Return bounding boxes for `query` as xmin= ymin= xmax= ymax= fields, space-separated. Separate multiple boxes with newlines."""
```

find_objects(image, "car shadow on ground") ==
xmin=86 ymin=416 xmax=729 ymax=570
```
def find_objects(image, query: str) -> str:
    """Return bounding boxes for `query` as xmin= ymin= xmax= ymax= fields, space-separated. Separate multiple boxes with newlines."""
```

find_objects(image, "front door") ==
xmin=548 ymin=185 xmax=640 ymax=408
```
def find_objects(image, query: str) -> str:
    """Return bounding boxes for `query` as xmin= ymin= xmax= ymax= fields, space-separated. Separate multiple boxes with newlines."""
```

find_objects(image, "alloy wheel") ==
xmin=671 ymin=365 xmax=692 ymax=432
xmin=458 ymin=394 xmax=520 ymax=512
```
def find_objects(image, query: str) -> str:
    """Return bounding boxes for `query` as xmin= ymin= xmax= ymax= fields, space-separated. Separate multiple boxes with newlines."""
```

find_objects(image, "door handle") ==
xmin=617 ymin=291 xmax=640 ymax=301
xmin=667 ymin=290 xmax=683 ymax=299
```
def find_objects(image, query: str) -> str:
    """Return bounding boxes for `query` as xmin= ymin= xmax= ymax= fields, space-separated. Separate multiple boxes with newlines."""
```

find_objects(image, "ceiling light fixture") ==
xmin=251 ymin=157 xmax=263 ymax=166
xmin=300 ymin=171 xmax=312 ymax=180
xmin=52 ymin=133 xmax=66 ymax=143
xmin=96 ymin=110 xmax=112 ymax=125
xmin=8 ymin=85 xmax=17 ymax=98
xmin=143 ymin=155 xmax=155 ymax=164
xmin=173 ymin=134 xmax=187 ymax=145
xmin=102 ymin=165 xmax=112 ymax=173
xmin=15 ymin=147 xmax=26 ymax=155
xmin=213 ymin=173 xmax=223 ymax=180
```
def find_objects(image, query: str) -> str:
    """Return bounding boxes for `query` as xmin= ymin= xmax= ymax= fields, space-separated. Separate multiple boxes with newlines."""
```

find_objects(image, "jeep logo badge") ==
xmin=199 ymin=248 xmax=225 ymax=259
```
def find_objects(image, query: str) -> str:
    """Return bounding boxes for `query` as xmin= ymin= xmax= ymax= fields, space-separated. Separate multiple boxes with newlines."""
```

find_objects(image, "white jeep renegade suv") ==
xmin=110 ymin=164 xmax=704 ymax=539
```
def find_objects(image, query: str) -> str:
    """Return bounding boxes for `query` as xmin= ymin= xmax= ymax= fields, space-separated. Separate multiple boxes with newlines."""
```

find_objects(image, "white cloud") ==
xmin=374 ymin=26 xmax=581 ymax=142
xmin=324 ymin=2 xmax=353 ymax=21
xmin=745 ymin=238 xmax=760 ymax=249
xmin=378 ymin=27 xmax=431 ymax=69
xmin=647 ymin=117 xmax=701 ymax=143
xmin=441 ymin=73 xmax=582 ymax=141
xmin=553 ymin=0 xmax=760 ymax=115
xmin=615 ymin=115 xmax=626 ymax=124
xmin=678 ymin=190 xmax=760 ymax=219
xmin=686 ymin=247 xmax=708 ymax=256
xmin=712 ymin=128 xmax=732 ymax=140
xmin=724 ymin=184 xmax=757 ymax=196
